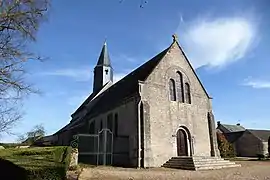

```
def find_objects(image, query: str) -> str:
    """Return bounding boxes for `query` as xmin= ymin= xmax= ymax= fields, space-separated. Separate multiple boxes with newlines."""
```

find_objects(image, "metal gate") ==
xmin=71 ymin=128 xmax=113 ymax=165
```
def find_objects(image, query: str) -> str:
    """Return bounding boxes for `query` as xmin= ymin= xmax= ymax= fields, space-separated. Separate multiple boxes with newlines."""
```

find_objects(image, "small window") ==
xmin=185 ymin=83 xmax=191 ymax=104
xmin=169 ymin=79 xmax=176 ymax=101
xmin=114 ymin=113 xmax=118 ymax=136
xmin=105 ymin=69 xmax=108 ymax=75
xmin=176 ymin=71 xmax=184 ymax=103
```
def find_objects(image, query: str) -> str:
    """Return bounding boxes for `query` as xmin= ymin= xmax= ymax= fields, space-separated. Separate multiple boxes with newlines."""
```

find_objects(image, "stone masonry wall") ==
xmin=141 ymin=42 xmax=213 ymax=167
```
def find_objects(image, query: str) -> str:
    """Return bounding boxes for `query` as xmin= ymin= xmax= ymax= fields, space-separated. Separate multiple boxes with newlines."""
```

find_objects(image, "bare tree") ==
xmin=0 ymin=0 xmax=50 ymax=135
xmin=17 ymin=124 xmax=46 ymax=143
xmin=27 ymin=124 xmax=45 ymax=138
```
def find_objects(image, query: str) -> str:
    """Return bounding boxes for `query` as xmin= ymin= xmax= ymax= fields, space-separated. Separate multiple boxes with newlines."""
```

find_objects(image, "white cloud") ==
xmin=116 ymin=54 xmax=137 ymax=63
xmin=39 ymin=63 xmax=134 ymax=84
xmin=45 ymin=91 xmax=67 ymax=97
xmin=179 ymin=16 xmax=258 ymax=69
xmin=242 ymin=78 xmax=270 ymax=89
xmin=39 ymin=67 xmax=93 ymax=82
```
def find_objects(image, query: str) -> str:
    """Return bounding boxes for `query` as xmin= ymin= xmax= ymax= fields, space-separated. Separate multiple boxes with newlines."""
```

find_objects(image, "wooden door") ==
xmin=177 ymin=129 xmax=188 ymax=156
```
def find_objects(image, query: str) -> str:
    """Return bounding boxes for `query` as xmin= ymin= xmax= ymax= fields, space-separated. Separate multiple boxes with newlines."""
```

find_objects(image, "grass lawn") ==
xmin=0 ymin=146 xmax=71 ymax=180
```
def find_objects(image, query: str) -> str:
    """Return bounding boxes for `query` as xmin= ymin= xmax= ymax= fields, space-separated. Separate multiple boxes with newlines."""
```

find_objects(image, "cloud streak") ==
xmin=67 ymin=94 xmax=89 ymax=106
xmin=39 ymin=65 xmax=132 ymax=86
xmin=178 ymin=16 xmax=258 ymax=69
xmin=242 ymin=78 xmax=270 ymax=89
xmin=38 ymin=67 xmax=93 ymax=82
xmin=115 ymin=54 xmax=138 ymax=63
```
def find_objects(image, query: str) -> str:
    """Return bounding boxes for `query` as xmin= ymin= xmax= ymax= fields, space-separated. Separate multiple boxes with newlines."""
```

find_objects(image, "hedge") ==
xmin=0 ymin=146 xmax=72 ymax=180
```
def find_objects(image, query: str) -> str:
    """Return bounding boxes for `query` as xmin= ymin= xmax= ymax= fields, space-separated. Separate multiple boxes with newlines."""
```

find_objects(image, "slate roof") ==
xmin=248 ymin=129 xmax=270 ymax=141
xmin=219 ymin=124 xmax=246 ymax=133
xmin=96 ymin=42 xmax=111 ymax=67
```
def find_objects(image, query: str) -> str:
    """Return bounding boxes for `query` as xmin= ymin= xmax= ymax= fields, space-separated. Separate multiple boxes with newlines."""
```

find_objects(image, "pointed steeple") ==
xmin=96 ymin=41 xmax=111 ymax=67
xmin=93 ymin=41 xmax=113 ymax=93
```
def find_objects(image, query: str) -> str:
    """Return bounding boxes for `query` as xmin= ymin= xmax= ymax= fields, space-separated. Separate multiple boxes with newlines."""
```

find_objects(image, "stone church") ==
xmin=54 ymin=35 xmax=240 ymax=170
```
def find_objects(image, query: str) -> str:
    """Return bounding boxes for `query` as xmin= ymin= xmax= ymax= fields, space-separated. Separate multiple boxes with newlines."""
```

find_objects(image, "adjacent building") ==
xmin=217 ymin=122 xmax=270 ymax=157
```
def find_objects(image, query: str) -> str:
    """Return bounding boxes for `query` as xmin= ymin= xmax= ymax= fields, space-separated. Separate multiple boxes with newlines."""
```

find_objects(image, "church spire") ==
xmin=96 ymin=41 xmax=111 ymax=67
xmin=93 ymin=41 xmax=113 ymax=93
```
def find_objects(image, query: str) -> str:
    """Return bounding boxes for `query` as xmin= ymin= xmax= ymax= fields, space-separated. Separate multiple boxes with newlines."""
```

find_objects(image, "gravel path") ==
xmin=79 ymin=161 xmax=270 ymax=180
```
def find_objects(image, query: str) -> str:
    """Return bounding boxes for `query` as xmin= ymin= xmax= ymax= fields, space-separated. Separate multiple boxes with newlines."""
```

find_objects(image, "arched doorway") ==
xmin=176 ymin=129 xmax=188 ymax=156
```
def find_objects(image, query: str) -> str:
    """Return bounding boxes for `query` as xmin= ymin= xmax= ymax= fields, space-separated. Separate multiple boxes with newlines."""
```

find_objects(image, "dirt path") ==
xmin=79 ymin=161 xmax=270 ymax=180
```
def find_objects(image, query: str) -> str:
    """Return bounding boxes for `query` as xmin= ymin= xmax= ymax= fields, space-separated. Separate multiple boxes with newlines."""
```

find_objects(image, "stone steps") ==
xmin=166 ymin=159 xmax=232 ymax=165
xmin=164 ymin=161 xmax=235 ymax=166
xmin=162 ymin=164 xmax=240 ymax=170
xmin=162 ymin=156 xmax=241 ymax=171
xmin=196 ymin=164 xmax=241 ymax=170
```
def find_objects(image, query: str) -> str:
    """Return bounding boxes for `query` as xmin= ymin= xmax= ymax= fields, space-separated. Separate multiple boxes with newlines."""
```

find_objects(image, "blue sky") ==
xmin=2 ymin=0 xmax=270 ymax=142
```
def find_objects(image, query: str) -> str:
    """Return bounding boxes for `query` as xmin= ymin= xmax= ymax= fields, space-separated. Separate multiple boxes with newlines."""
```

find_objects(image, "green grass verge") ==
xmin=0 ymin=146 xmax=72 ymax=180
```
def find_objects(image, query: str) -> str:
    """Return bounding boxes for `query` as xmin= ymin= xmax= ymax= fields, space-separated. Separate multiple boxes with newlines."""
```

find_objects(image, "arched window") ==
xmin=89 ymin=121 xmax=95 ymax=134
xmin=185 ymin=83 xmax=191 ymax=104
xmin=114 ymin=113 xmax=118 ymax=137
xmin=107 ymin=114 xmax=113 ymax=131
xmin=169 ymin=79 xmax=176 ymax=101
xmin=176 ymin=71 xmax=184 ymax=103
xmin=100 ymin=120 xmax=103 ymax=131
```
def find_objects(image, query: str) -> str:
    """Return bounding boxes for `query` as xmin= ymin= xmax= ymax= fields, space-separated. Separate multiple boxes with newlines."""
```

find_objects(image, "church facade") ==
xmin=54 ymin=36 xmax=221 ymax=168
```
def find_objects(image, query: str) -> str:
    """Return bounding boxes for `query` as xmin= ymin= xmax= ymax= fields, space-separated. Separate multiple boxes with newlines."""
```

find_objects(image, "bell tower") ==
xmin=93 ymin=41 xmax=113 ymax=93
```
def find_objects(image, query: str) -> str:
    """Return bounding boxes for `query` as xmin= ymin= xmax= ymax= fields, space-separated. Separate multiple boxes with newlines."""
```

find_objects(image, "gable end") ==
xmin=175 ymin=41 xmax=211 ymax=99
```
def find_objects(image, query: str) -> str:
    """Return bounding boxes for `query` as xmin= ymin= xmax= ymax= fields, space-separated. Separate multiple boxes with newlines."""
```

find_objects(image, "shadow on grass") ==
xmin=0 ymin=158 xmax=27 ymax=180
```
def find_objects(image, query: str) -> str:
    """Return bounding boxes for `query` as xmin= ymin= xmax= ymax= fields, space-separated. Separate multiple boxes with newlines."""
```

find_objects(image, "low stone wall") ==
xmin=69 ymin=148 xmax=78 ymax=168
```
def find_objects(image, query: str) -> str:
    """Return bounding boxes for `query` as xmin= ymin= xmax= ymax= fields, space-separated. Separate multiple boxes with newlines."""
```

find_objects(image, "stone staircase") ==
xmin=162 ymin=156 xmax=241 ymax=170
